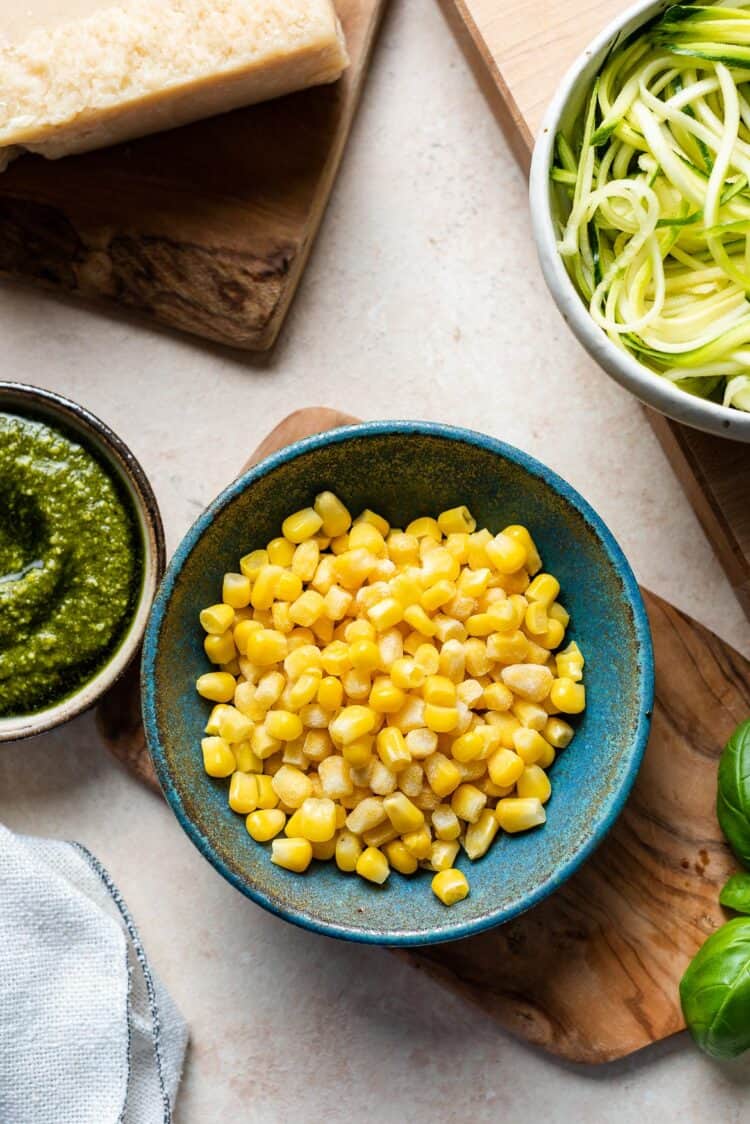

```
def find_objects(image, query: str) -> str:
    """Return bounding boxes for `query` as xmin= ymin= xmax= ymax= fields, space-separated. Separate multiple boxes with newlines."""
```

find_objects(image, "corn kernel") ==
xmin=512 ymin=699 xmax=548 ymax=730
xmin=405 ymin=516 xmax=441 ymax=540
xmin=450 ymin=783 xmax=487 ymax=823
xmin=424 ymin=704 xmax=459 ymax=734
xmin=200 ymin=603 xmax=235 ymax=635
xmin=251 ymin=726 xmax=282 ymax=760
xmin=383 ymin=791 xmax=425 ymax=834
xmin=527 ymin=572 xmax=560 ymax=608
xmin=264 ymin=538 xmax=293 ymax=568
xmin=216 ymin=706 xmax=254 ymax=744
xmin=261 ymin=710 xmax=300 ymax=743
xmin=197 ymin=672 xmax=236 ymax=703
xmin=437 ymin=506 xmax=476 ymax=535
xmin=488 ymin=747 xmax=525 ymax=787
xmin=271 ymin=837 xmax=313 ymax=872
xmin=286 ymin=797 xmax=337 ymax=842
xmin=503 ymin=525 xmax=542 ymax=575
xmin=311 ymin=491 xmax=350 ymax=538
xmin=535 ymin=619 xmax=566 ymax=651
xmin=204 ymin=631 xmax=236 ymax=665
xmin=512 ymin=727 xmax=551 ymax=765
xmin=251 ymin=565 xmax=283 ymax=611
xmin=524 ymin=601 xmax=548 ymax=636
xmin=376 ymin=727 xmax=411 ymax=772
xmin=550 ymin=678 xmax=586 ymax=714
xmin=234 ymin=740 xmax=262 ymax=773
xmin=431 ymin=804 xmax=461 ymax=841
xmin=501 ymin=663 xmax=554 ymax=702
xmin=432 ymin=868 xmax=469 ymax=906
xmin=486 ymin=630 xmax=529 ymax=664
xmin=485 ymin=532 xmax=527 ymax=575
xmin=341 ymin=668 xmax=371 ymax=700
xmin=244 ymin=629 xmax=287 ymax=667
xmin=336 ymin=829 xmax=363 ymax=872
xmin=345 ymin=797 xmax=386 ymax=834
xmin=444 ymin=532 xmax=470 ymax=563
xmin=271 ymin=764 xmax=312 ymax=809
xmin=287 ymin=672 xmax=320 ymax=710
xmin=314 ymin=676 xmax=341 ymax=712
xmin=487 ymin=599 xmax=520 ymax=632
xmin=424 ymin=752 xmax=462 ymax=797
xmin=456 ymin=678 xmax=483 ymax=707
xmin=245 ymin=809 xmax=286 ymax=842
xmin=349 ymin=522 xmax=387 ymax=556
xmin=464 ymin=809 xmax=500 ymax=859
xmin=363 ymin=596 xmax=402 ymax=632
xmin=239 ymin=549 xmax=268 ymax=580
xmin=318 ymin=755 xmax=354 ymax=799
xmin=319 ymin=640 xmax=351 ymax=677
xmin=368 ymin=760 xmax=398 ymax=796
xmin=201 ymin=736 xmax=235 ymax=777
xmin=483 ymin=681 xmax=514 ymax=711
xmin=252 ymin=775 xmax=277 ymax=809
xmin=397 ymin=762 xmax=424 ymax=798
xmin=556 ymin=641 xmax=584 ymax=681
xmin=405 ymin=727 xmax=438 ymax=759
xmin=228 ymin=771 xmax=258 ymax=814
xmin=356 ymin=846 xmax=389 ymax=884
xmin=428 ymin=839 xmax=460 ymax=871
xmin=544 ymin=716 xmax=574 ymax=749
xmin=335 ymin=549 xmax=379 ymax=590
xmin=462 ymin=638 xmax=489 ymax=677
xmin=496 ymin=797 xmax=546 ymax=833
xmin=391 ymin=696 xmax=426 ymax=734
xmin=281 ymin=508 xmax=322 ymax=545
xmin=517 ymin=765 xmax=552 ymax=804
xmin=422 ymin=675 xmax=456 ymax=707
xmin=450 ymin=730 xmax=484 ymax=763
xmin=284 ymin=644 xmax=322 ymax=680
xmin=420 ymin=579 xmax=456 ymax=613
xmin=311 ymin=837 xmax=337 ymax=861
xmin=342 ymin=737 xmax=374 ymax=768
xmin=384 ymin=840 xmax=418 ymax=875
xmin=401 ymin=825 xmax=433 ymax=859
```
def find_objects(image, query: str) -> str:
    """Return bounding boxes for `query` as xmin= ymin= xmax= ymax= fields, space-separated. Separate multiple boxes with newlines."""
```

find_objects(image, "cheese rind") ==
xmin=0 ymin=0 xmax=349 ymax=166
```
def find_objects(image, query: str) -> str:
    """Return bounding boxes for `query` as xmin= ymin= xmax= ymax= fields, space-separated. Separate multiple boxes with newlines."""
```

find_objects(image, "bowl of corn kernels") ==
xmin=142 ymin=421 xmax=653 ymax=944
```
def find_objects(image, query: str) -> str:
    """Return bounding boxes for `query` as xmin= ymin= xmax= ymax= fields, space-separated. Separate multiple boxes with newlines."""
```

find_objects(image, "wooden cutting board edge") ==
xmin=437 ymin=0 xmax=750 ymax=621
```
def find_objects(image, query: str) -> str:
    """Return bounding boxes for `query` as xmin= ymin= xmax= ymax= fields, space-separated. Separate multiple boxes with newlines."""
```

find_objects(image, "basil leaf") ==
xmin=680 ymin=918 xmax=750 ymax=1058
xmin=717 ymin=720 xmax=750 ymax=868
xmin=720 ymin=873 xmax=750 ymax=915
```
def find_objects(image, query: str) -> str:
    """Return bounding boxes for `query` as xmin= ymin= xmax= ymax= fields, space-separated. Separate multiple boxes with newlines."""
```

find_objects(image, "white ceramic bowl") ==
xmin=0 ymin=382 xmax=165 ymax=741
xmin=529 ymin=0 xmax=750 ymax=443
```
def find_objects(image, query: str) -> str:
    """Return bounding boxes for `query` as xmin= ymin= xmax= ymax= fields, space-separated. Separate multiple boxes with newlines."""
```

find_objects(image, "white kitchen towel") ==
xmin=0 ymin=825 xmax=188 ymax=1124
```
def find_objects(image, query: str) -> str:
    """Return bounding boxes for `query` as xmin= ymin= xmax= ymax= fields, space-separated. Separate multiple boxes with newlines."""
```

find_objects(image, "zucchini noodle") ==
xmin=553 ymin=0 xmax=750 ymax=411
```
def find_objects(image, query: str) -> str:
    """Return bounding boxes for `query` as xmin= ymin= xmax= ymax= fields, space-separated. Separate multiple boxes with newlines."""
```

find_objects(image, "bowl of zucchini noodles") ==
xmin=531 ymin=0 xmax=750 ymax=441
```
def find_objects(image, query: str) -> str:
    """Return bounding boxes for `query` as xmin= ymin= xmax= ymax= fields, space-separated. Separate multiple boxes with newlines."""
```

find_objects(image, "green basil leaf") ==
xmin=720 ymin=873 xmax=750 ymax=915
xmin=680 ymin=917 xmax=750 ymax=1058
xmin=717 ymin=719 xmax=750 ymax=869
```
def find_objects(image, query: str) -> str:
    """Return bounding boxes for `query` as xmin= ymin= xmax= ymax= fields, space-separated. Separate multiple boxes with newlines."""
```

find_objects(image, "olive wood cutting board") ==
xmin=0 ymin=1 xmax=383 ymax=351
xmin=439 ymin=0 xmax=750 ymax=621
xmin=98 ymin=406 xmax=750 ymax=1064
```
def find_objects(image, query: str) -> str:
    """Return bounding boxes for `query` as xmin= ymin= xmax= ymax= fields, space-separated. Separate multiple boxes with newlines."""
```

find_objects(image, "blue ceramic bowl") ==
xmin=142 ymin=421 xmax=653 ymax=946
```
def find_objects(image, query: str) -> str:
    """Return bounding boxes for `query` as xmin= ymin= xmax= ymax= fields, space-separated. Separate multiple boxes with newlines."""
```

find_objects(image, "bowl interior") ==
xmin=0 ymin=383 xmax=164 ymax=740
xmin=144 ymin=424 xmax=653 ymax=944
xmin=530 ymin=0 xmax=750 ymax=441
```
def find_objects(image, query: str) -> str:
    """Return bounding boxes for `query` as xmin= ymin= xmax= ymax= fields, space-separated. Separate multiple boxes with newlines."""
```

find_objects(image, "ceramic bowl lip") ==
xmin=143 ymin=419 xmax=654 ymax=946
xmin=529 ymin=0 xmax=750 ymax=443
xmin=0 ymin=380 xmax=166 ymax=742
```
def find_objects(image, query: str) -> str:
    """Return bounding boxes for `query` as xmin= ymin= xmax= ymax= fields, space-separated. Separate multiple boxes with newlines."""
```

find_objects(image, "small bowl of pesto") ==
xmin=0 ymin=382 xmax=165 ymax=741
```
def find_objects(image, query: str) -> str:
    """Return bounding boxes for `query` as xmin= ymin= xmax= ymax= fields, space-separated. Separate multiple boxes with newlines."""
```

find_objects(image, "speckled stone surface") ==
xmin=1 ymin=2 xmax=749 ymax=1120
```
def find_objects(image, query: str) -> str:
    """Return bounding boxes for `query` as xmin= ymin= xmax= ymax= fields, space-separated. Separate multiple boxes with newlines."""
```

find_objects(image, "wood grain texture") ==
xmin=99 ymin=407 xmax=750 ymax=1063
xmin=441 ymin=0 xmax=750 ymax=620
xmin=0 ymin=1 xmax=383 ymax=351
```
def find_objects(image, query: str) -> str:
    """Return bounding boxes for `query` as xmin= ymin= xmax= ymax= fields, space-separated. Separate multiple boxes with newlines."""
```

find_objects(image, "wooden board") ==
xmin=0 ymin=2 xmax=383 ymax=351
xmin=439 ymin=0 xmax=750 ymax=618
xmin=98 ymin=407 xmax=750 ymax=1064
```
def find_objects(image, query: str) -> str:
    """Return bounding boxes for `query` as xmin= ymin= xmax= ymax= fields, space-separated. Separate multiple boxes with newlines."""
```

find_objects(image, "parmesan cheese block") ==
xmin=0 ymin=0 xmax=349 ymax=170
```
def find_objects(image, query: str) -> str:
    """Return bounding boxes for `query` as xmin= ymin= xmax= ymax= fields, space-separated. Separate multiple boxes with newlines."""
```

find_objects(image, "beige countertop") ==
xmin=2 ymin=2 xmax=749 ymax=1120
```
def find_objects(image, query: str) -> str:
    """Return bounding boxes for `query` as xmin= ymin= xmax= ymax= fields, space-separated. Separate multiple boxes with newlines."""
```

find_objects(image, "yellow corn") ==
xmin=401 ymin=825 xmax=433 ymax=859
xmin=349 ymin=522 xmax=386 ymax=556
xmin=335 ymin=549 xmax=379 ymax=590
xmin=535 ymin=619 xmax=566 ymax=651
xmin=488 ymin=747 xmax=525 ymax=787
xmin=405 ymin=516 xmax=441 ymax=540
xmin=239 ymin=549 xmax=268 ymax=580
xmin=544 ymin=716 xmax=574 ymax=749
xmin=512 ymin=699 xmax=548 ymax=730
xmin=424 ymin=704 xmax=459 ymax=733
xmin=421 ymin=579 xmax=456 ymax=613
xmin=284 ymin=644 xmax=323 ymax=680
xmin=405 ymin=727 xmax=438 ymax=759
xmin=450 ymin=783 xmax=487 ymax=824
xmin=287 ymin=672 xmax=320 ymax=710
xmin=246 ymin=809 xmax=286 ymax=842
xmin=450 ymin=730 xmax=484 ymax=763
xmin=220 ymin=573 xmax=250 ymax=610
xmin=503 ymin=525 xmax=542 ymax=575
xmin=464 ymin=809 xmax=500 ymax=860
xmin=228 ymin=771 xmax=258 ymax=813
xmin=216 ymin=706 xmax=254 ymax=743
xmin=424 ymin=752 xmax=462 ymax=797
xmin=204 ymin=631 xmax=236 ymax=666
xmin=384 ymin=840 xmax=418 ymax=875
xmin=526 ymin=572 xmax=560 ymax=608
xmin=286 ymin=797 xmax=337 ymax=842
xmin=431 ymin=804 xmax=461 ymax=840
xmin=288 ymin=590 xmax=325 ymax=628
xmin=485 ymin=532 xmax=527 ymax=574
xmin=482 ymin=681 xmax=514 ymax=711
xmin=245 ymin=629 xmax=288 ymax=667
xmin=271 ymin=838 xmax=313 ymax=872
xmin=383 ymin=791 xmax=424 ymax=833
xmin=423 ymin=675 xmax=456 ymax=707
xmin=234 ymin=742 xmax=262 ymax=773
xmin=362 ymin=820 xmax=399 ymax=848
xmin=265 ymin=710 xmax=303 ymax=742
xmin=517 ymin=765 xmax=552 ymax=804
xmin=437 ymin=506 xmax=476 ymax=535
xmin=556 ymin=641 xmax=584 ymax=681
xmin=496 ymin=797 xmax=546 ymax=833
xmin=271 ymin=765 xmax=312 ymax=808
xmin=329 ymin=705 xmax=376 ymax=747
xmin=486 ymin=630 xmax=529 ymax=664
xmin=201 ymin=736 xmax=235 ymax=777
xmin=513 ymin=727 xmax=551 ymax=765
xmin=524 ymin=600 xmax=548 ymax=636
xmin=500 ymin=663 xmax=553 ymax=702
xmin=401 ymin=604 xmax=435 ymax=638
xmin=335 ymin=830 xmax=363 ymax=872
xmin=369 ymin=677 xmax=406 ymax=714
xmin=282 ymin=507 xmax=323 ymax=544
xmin=255 ymin=775 xmax=279 ymax=809
xmin=345 ymin=797 xmax=386 ymax=835
xmin=251 ymin=565 xmax=283 ymax=611
xmin=267 ymin=537 xmax=296 ymax=567
xmin=318 ymin=755 xmax=354 ymax=799
xmin=550 ymin=678 xmax=586 ymax=714
xmin=196 ymin=672 xmax=236 ymax=703
xmin=354 ymin=508 xmax=390 ymax=536
xmin=430 ymin=839 xmax=461 ymax=871
xmin=431 ymin=868 xmax=469 ymax=906
xmin=251 ymin=726 xmax=282 ymax=761
xmin=312 ymin=491 xmax=350 ymax=538
xmin=356 ymin=846 xmax=390 ymax=884
xmin=200 ymin=603 xmax=235 ymax=635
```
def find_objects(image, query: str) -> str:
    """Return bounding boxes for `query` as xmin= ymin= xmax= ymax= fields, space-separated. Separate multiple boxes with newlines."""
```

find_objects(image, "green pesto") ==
xmin=0 ymin=412 xmax=141 ymax=717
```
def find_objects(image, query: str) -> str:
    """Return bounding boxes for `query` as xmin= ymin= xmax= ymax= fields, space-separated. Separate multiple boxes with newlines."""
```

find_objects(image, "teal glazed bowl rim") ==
xmin=142 ymin=420 xmax=654 ymax=946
